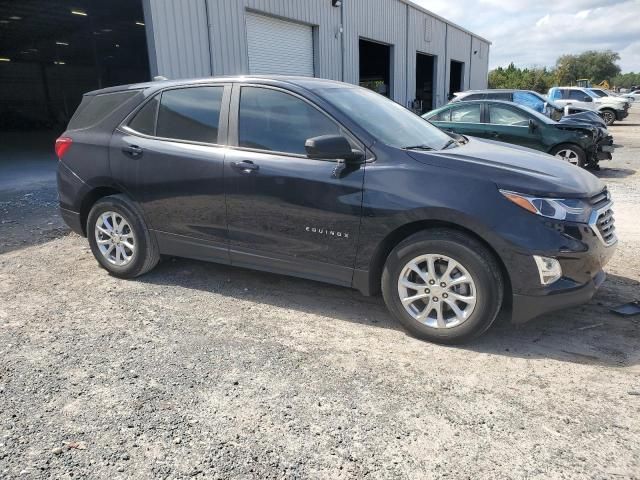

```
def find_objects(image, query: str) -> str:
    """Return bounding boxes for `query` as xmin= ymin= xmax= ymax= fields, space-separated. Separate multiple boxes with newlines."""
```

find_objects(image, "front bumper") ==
xmin=596 ymin=134 xmax=615 ymax=161
xmin=616 ymin=108 xmax=629 ymax=120
xmin=511 ymin=270 xmax=606 ymax=324
xmin=503 ymin=198 xmax=617 ymax=324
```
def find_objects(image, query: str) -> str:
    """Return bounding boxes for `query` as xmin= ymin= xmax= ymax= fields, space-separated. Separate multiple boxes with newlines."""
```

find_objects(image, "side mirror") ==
xmin=528 ymin=119 xmax=537 ymax=133
xmin=305 ymin=135 xmax=364 ymax=163
xmin=583 ymin=96 xmax=593 ymax=102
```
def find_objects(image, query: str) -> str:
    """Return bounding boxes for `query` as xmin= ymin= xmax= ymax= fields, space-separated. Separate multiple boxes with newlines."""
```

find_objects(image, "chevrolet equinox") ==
xmin=56 ymin=77 xmax=617 ymax=343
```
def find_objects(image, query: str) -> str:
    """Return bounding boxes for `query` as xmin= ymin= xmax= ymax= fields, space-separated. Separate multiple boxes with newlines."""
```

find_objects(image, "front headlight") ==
xmin=500 ymin=190 xmax=591 ymax=222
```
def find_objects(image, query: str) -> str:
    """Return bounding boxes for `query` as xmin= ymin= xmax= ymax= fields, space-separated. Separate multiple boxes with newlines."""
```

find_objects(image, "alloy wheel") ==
xmin=602 ymin=111 xmax=615 ymax=125
xmin=554 ymin=149 xmax=580 ymax=165
xmin=94 ymin=211 xmax=136 ymax=266
xmin=397 ymin=254 xmax=477 ymax=329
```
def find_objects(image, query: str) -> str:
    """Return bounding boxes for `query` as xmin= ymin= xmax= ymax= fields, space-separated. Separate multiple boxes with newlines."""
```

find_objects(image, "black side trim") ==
xmin=60 ymin=208 xmax=84 ymax=236
xmin=154 ymin=231 xmax=230 ymax=265
xmin=230 ymin=249 xmax=353 ymax=288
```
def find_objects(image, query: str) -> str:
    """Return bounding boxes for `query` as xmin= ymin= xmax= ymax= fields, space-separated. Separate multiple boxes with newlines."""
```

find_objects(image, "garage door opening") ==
xmin=449 ymin=60 xmax=464 ymax=100
xmin=359 ymin=39 xmax=391 ymax=98
xmin=415 ymin=53 xmax=436 ymax=114
xmin=0 ymin=0 xmax=150 ymax=183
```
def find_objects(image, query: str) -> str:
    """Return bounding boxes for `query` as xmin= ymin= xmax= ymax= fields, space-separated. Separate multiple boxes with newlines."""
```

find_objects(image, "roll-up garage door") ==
xmin=245 ymin=12 xmax=314 ymax=77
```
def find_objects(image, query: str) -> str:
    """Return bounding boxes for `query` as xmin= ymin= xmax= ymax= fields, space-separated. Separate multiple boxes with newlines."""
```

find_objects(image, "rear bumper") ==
xmin=60 ymin=207 xmax=84 ymax=236
xmin=510 ymin=269 xmax=606 ymax=324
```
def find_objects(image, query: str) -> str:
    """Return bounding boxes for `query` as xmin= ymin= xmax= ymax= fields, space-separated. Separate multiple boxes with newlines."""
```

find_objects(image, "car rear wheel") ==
xmin=87 ymin=195 xmax=160 ymax=278
xmin=550 ymin=144 xmax=586 ymax=168
xmin=601 ymin=109 xmax=616 ymax=126
xmin=381 ymin=229 xmax=504 ymax=344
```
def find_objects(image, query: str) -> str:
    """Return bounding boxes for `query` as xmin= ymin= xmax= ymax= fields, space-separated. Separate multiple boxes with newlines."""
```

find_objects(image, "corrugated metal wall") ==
xmin=407 ymin=7 xmax=447 ymax=107
xmin=343 ymin=0 xmax=407 ymax=101
xmin=144 ymin=0 xmax=489 ymax=106
xmin=145 ymin=0 xmax=211 ymax=79
xmin=207 ymin=0 xmax=341 ymax=79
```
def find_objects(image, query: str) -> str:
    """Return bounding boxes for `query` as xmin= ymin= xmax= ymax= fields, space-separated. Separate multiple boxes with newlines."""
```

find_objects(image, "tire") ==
xmin=601 ymin=109 xmax=616 ymax=126
xmin=381 ymin=229 xmax=504 ymax=344
xmin=87 ymin=194 xmax=160 ymax=278
xmin=549 ymin=144 xmax=586 ymax=168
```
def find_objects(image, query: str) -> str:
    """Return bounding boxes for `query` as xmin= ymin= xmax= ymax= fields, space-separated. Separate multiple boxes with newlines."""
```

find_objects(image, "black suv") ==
xmin=56 ymin=76 xmax=617 ymax=343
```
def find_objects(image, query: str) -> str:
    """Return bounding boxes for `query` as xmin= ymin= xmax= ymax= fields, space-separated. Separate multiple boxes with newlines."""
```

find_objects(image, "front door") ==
xmin=485 ymin=103 xmax=542 ymax=151
xmin=224 ymin=84 xmax=365 ymax=285
xmin=110 ymin=84 xmax=231 ymax=260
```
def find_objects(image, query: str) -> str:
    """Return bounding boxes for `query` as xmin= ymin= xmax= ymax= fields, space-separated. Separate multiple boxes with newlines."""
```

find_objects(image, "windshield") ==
xmin=318 ymin=86 xmax=453 ymax=150
xmin=517 ymin=103 xmax=555 ymax=124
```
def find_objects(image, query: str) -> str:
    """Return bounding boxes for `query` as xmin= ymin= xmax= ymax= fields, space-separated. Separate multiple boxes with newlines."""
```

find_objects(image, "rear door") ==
xmin=223 ymin=84 xmax=365 ymax=285
xmin=110 ymin=84 xmax=231 ymax=261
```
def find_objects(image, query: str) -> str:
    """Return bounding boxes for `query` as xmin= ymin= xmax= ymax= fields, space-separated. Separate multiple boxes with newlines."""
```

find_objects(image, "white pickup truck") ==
xmin=548 ymin=87 xmax=630 ymax=125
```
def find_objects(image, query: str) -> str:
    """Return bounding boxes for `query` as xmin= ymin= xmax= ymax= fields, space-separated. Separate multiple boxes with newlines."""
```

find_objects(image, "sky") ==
xmin=413 ymin=0 xmax=640 ymax=72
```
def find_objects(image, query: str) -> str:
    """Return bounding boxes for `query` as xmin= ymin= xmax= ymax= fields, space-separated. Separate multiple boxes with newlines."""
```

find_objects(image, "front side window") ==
xmin=319 ymin=86 xmax=453 ymax=150
xmin=513 ymin=92 xmax=544 ymax=113
xmin=239 ymin=87 xmax=340 ymax=155
xmin=156 ymin=86 xmax=224 ymax=143
xmin=489 ymin=105 xmax=529 ymax=126
xmin=428 ymin=109 xmax=451 ymax=121
xmin=549 ymin=89 xmax=563 ymax=101
xmin=450 ymin=104 xmax=481 ymax=123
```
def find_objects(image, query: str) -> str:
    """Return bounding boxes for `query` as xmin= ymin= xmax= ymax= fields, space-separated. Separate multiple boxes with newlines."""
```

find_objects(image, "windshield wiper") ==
xmin=442 ymin=139 xmax=458 ymax=150
xmin=401 ymin=144 xmax=434 ymax=151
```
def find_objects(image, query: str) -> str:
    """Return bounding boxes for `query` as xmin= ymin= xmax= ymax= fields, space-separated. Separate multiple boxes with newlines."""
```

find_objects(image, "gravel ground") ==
xmin=1 ymin=108 xmax=639 ymax=479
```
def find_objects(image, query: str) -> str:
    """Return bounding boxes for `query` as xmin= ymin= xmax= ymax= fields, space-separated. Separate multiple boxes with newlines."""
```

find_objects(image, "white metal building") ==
xmin=142 ymin=0 xmax=491 ymax=112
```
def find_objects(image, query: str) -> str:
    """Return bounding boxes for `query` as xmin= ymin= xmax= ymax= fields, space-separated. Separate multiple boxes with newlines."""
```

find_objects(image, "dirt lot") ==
xmin=1 ymin=109 xmax=639 ymax=479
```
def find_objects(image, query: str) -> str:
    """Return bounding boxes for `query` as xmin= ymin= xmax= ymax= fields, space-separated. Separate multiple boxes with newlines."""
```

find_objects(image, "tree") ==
xmin=488 ymin=49 xmax=625 ymax=91
xmin=555 ymin=50 xmax=621 ymax=84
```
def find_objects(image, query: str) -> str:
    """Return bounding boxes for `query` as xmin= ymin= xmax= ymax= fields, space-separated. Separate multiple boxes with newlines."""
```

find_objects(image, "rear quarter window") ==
xmin=67 ymin=90 xmax=138 ymax=130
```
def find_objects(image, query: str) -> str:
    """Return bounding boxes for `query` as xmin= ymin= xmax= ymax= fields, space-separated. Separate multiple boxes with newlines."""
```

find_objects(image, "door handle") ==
xmin=231 ymin=160 xmax=259 ymax=173
xmin=122 ymin=145 xmax=143 ymax=158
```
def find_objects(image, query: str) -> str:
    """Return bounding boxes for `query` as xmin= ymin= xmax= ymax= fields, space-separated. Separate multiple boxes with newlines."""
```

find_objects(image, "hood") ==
xmin=596 ymin=96 xmax=629 ymax=107
xmin=559 ymin=111 xmax=606 ymax=128
xmin=407 ymin=137 xmax=603 ymax=198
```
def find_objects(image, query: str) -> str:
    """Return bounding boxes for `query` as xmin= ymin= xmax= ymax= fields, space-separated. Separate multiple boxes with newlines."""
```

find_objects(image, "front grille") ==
xmin=589 ymin=189 xmax=610 ymax=209
xmin=592 ymin=206 xmax=617 ymax=246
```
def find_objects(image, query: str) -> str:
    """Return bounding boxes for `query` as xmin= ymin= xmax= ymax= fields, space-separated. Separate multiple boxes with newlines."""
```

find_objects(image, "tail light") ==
xmin=55 ymin=137 xmax=73 ymax=160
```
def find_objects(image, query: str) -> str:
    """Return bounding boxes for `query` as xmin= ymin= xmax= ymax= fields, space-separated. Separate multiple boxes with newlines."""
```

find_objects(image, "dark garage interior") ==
xmin=0 ymin=0 xmax=150 ymax=187
xmin=415 ymin=52 xmax=435 ymax=114
xmin=359 ymin=38 xmax=391 ymax=97
xmin=448 ymin=60 xmax=464 ymax=99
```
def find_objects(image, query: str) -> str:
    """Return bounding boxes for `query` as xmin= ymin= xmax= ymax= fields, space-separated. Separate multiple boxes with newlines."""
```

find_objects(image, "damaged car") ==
xmin=423 ymin=100 xmax=613 ymax=168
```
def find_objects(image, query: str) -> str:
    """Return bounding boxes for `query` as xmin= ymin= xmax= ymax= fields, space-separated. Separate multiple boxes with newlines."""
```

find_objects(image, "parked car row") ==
xmin=428 ymin=88 xmax=617 ymax=169
xmin=549 ymin=87 xmax=631 ymax=126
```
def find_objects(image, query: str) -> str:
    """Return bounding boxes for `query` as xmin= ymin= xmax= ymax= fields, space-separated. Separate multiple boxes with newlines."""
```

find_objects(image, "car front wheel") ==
xmin=550 ymin=144 xmax=586 ymax=168
xmin=601 ymin=109 xmax=616 ymax=126
xmin=381 ymin=229 xmax=504 ymax=344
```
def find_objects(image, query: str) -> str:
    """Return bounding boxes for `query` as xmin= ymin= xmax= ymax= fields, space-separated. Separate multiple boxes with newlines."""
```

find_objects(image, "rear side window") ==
xmin=450 ymin=104 xmax=481 ymax=123
xmin=128 ymin=96 xmax=160 ymax=136
xmin=156 ymin=86 xmax=224 ymax=143
xmin=68 ymin=91 xmax=137 ymax=130
xmin=429 ymin=109 xmax=451 ymax=121
xmin=238 ymin=86 xmax=339 ymax=155
xmin=513 ymin=92 xmax=545 ymax=113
